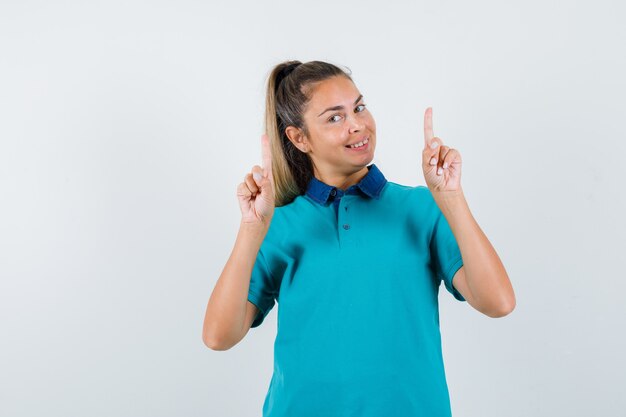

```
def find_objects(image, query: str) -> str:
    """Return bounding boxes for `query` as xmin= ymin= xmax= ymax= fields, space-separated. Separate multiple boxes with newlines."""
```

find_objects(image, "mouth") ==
xmin=345 ymin=136 xmax=370 ymax=150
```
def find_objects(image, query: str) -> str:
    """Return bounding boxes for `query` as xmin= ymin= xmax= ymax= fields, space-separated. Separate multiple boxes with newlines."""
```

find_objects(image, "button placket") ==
xmin=336 ymin=194 xmax=355 ymax=248
xmin=338 ymin=196 xmax=351 ymax=237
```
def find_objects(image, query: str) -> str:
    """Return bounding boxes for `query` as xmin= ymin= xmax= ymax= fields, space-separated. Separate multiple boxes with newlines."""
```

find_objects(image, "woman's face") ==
xmin=286 ymin=75 xmax=376 ymax=180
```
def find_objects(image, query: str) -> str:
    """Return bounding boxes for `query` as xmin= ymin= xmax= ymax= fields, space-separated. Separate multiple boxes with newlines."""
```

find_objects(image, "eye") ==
xmin=327 ymin=104 xmax=367 ymax=123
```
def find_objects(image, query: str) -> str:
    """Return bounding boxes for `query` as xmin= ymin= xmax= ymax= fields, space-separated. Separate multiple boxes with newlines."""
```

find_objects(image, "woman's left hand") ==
xmin=422 ymin=107 xmax=462 ymax=193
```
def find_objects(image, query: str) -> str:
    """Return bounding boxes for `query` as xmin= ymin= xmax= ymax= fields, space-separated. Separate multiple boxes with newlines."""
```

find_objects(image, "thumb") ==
xmin=254 ymin=169 xmax=270 ymax=191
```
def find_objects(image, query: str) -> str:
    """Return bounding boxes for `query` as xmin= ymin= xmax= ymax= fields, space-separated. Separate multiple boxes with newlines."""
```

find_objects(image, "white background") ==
xmin=1 ymin=1 xmax=625 ymax=416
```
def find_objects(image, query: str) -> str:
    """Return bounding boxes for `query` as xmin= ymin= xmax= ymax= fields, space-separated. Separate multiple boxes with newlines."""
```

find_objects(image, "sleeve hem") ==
xmin=247 ymin=289 xmax=269 ymax=328
xmin=444 ymin=256 xmax=465 ymax=302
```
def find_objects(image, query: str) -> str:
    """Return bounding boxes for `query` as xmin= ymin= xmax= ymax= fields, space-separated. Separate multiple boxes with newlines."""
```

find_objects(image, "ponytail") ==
xmin=263 ymin=60 xmax=352 ymax=207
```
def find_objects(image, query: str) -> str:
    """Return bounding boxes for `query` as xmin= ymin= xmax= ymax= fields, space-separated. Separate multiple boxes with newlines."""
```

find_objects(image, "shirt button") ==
xmin=343 ymin=224 xmax=350 ymax=230
xmin=330 ymin=189 xmax=336 ymax=196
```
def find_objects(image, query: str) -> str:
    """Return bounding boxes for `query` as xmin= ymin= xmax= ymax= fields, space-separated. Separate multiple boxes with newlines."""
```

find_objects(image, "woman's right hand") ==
xmin=237 ymin=134 xmax=276 ymax=226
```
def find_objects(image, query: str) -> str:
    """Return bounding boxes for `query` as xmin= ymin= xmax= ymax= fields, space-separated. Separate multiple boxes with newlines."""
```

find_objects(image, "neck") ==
xmin=314 ymin=165 xmax=370 ymax=190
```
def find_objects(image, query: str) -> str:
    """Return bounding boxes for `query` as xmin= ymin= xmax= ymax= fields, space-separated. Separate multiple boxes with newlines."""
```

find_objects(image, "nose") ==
xmin=348 ymin=114 xmax=365 ymax=133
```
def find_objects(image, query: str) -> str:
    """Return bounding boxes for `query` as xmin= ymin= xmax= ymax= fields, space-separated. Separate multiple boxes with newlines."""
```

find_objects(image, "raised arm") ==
xmin=202 ymin=134 xmax=275 ymax=350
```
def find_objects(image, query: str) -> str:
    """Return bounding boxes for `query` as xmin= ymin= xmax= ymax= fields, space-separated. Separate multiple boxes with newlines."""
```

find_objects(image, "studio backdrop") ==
xmin=1 ymin=1 xmax=624 ymax=416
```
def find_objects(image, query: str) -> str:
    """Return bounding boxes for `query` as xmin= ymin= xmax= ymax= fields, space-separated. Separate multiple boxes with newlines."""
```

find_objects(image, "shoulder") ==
xmin=381 ymin=181 xmax=436 ymax=205
xmin=259 ymin=194 xmax=314 ymax=261
xmin=272 ymin=194 xmax=308 ymax=221
xmin=380 ymin=180 xmax=428 ymax=195
xmin=263 ymin=194 xmax=310 ymax=239
xmin=378 ymin=182 xmax=441 ymax=225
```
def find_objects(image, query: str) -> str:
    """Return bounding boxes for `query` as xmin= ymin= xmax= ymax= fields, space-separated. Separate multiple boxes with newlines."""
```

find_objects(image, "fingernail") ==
xmin=430 ymin=141 xmax=438 ymax=149
xmin=429 ymin=157 xmax=437 ymax=166
xmin=443 ymin=162 xmax=448 ymax=169
xmin=437 ymin=167 xmax=443 ymax=175
xmin=253 ymin=172 xmax=262 ymax=181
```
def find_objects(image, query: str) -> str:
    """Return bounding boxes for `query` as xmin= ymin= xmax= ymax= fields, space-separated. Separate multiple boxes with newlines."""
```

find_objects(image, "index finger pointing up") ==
xmin=261 ymin=133 xmax=272 ymax=178
xmin=424 ymin=106 xmax=434 ymax=147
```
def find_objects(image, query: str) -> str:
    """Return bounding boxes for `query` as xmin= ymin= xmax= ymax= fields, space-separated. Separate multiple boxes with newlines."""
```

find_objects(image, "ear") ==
xmin=285 ymin=126 xmax=309 ymax=153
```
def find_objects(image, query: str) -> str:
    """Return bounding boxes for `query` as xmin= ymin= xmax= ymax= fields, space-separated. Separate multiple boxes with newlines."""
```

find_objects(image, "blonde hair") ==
xmin=263 ymin=60 xmax=353 ymax=207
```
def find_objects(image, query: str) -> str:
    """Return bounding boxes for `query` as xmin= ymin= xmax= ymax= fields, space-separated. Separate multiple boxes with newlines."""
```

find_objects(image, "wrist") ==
xmin=239 ymin=218 xmax=271 ymax=234
xmin=431 ymin=187 xmax=468 ymax=214
xmin=431 ymin=189 xmax=464 ymax=201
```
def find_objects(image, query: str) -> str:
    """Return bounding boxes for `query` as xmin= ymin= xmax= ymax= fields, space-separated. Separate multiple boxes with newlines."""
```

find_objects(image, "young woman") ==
xmin=203 ymin=60 xmax=515 ymax=417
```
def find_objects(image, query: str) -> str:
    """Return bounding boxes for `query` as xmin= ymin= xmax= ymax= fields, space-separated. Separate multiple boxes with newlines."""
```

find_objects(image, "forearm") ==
xmin=202 ymin=221 xmax=269 ymax=349
xmin=432 ymin=187 xmax=515 ymax=314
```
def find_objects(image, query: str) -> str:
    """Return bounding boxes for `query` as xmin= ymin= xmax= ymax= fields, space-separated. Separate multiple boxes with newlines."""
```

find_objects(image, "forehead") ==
xmin=307 ymin=76 xmax=359 ymax=107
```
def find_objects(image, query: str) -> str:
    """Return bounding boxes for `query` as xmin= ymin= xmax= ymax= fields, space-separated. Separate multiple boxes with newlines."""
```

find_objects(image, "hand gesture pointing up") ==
xmin=237 ymin=134 xmax=276 ymax=226
xmin=422 ymin=107 xmax=463 ymax=193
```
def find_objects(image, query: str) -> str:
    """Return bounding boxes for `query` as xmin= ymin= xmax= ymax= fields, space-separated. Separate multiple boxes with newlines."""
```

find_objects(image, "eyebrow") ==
xmin=317 ymin=94 xmax=363 ymax=117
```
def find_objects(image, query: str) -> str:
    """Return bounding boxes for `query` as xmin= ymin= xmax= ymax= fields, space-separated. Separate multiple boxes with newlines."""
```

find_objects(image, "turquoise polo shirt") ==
xmin=247 ymin=163 xmax=465 ymax=417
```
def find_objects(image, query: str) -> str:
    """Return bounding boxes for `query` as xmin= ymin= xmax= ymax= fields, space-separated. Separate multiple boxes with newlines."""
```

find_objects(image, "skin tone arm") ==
xmin=202 ymin=222 xmax=268 ymax=350
xmin=203 ymin=134 xmax=276 ymax=350
xmin=434 ymin=190 xmax=514 ymax=317
xmin=421 ymin=107 xmax=516 ymax=318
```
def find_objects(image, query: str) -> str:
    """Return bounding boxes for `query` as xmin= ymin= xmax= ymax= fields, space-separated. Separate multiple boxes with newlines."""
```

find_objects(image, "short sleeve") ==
xmin=247 ymin=248 xmax=278 ymax=328
xmin=430 ymin=208 xmax=466 ymax=302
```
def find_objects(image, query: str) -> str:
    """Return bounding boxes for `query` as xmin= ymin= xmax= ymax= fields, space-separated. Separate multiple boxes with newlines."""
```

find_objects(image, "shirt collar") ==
xmin=305 ymin=163 xmax=387 ymax=205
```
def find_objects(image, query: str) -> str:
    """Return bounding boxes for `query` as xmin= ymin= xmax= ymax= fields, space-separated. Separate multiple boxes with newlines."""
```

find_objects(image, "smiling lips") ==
xmin=346 ymin=137 xmax=369 ymax=149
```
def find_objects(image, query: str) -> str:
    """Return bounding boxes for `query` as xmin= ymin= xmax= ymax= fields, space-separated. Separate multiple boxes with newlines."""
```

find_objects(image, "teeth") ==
xmin=349 ymin=137 xmax=369 ymax=148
